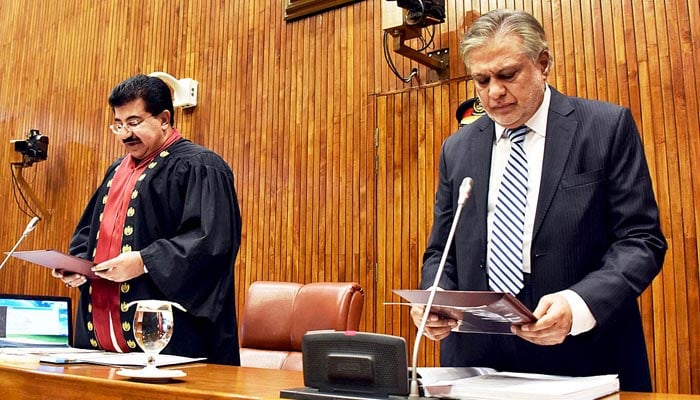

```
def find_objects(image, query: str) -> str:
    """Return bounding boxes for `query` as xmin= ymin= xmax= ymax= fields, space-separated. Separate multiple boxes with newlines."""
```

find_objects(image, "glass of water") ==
xmin=129 ymin=300 xmax=184 ymax=370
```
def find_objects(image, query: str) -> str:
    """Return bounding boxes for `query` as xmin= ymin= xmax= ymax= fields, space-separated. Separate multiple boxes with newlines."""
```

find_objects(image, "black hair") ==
xmin=108 ymin=74 xmax=175 ymax=126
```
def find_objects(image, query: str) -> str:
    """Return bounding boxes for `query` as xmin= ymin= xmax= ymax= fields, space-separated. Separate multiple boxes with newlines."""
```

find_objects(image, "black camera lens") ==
xmin=13 ymin=129 xmax=48 ymax=166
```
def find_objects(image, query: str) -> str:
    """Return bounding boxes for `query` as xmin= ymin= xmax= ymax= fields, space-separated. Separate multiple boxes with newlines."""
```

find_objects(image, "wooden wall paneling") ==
xmin=311 ymin=15 xmax=322 ymax=283
xmin=326 ymin=8 xmax=335 ymax=283
xmin=579 ymin=0 xmax=598 ymax=99
xmin=544 ymin=0 xmax=563 ymax=91
xmin=362 ymin=92 xmax=375 ymax=333
xmin=414 ymin=85 xmax=428 ymax=366
xmin=407 ymin=88 xmax=419 ymax=342
xmin=590 ymin=1 xmax=607 ymax=100
xmin=358 ymin=1 xmax=372 ymax=295
xmin=229 ymin=0 xmax=245 ymax=309
xmin=393 ymin=88 xmax=404 ymax=338
xmin=239 ymin=0 xmax=253 ymax=286
xmin=290 ymin=18 xmax=303 ymax=285
xmin=283 ymin=12 xmax=297 ymax=285
xmin=333 ymin=5 xmax=342 ymax=284
xmin=376 ymin=94 xmax=389 ymax=335
xmin=254 ymin=0 xmax=267 ymax=284
xmin=265 ymin=2 xmax=281 ymax=284
xmin=628 ymin=0 xmax=659 ymax=391
xmin=397 ymin=88 xmax=407 ymax=338
xmin=1 ymin=0 xmax=700 ymax=393
xmin=252 ymin=1 xmax=265 ymax=285
xmin=653 ymin=0 xmax=680 ymax=393
xmin=380 ymin=90 xmax=399 ymax=342
xmin=358 ymin=1 xmax=374 ymax=324
xmin=611 ymin=0 xmax=629 ymax=107
xmin=268 ymin=0 xmax=281 ymax=284
xmin=390 ymin=91 xmax=403 ymax=336
xmin=661 ymin=1 xmax=689 ymax=393
xmin=682 ymin=0 xmax=700 ymax=390
xmin=558 ymin=0 xmax=575 ymax=96
xmin=325 ymin=9 xmax=336 ymax=284
xmin=326 ymin=11 xmax=337 ymax=285
xmin=265 ymin=0 xmax=277 ymax=283
xmin=302 ymin=19 xmax=314 ymax=284
xmin=633 ymin=2 xmax=670 ymax=390
xmin=276 ymin=0 xmax=288 ymax=282
xmin=602 ymin=0 xmax=621 ymax=104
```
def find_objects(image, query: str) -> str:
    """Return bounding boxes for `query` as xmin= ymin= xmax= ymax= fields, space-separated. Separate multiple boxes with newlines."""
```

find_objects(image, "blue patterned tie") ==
xmin=489 ymin=125 xmax=529 ymax=295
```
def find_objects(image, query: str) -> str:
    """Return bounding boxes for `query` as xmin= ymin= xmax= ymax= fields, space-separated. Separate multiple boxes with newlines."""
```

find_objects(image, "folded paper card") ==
xmin=392 ymin=289 xmax=536 ymax=334
xmin=8 ymin=250 xmax=96 ymax=278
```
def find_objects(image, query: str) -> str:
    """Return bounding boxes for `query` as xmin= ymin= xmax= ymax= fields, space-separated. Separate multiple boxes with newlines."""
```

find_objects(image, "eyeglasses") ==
xmin=109 ymin=115 xmax=156 ymax=135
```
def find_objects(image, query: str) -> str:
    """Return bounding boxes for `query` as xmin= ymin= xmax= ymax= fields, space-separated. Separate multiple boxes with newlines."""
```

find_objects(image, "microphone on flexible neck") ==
xmin=0 ymin=216 xmax=41 ymax=271
xmin=409 ymin=177 xmax=473 ymax=398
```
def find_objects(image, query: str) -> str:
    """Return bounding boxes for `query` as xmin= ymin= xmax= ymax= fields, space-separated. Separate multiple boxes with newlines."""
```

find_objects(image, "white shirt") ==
xmin=485 ymin=86 xmax=595 ymax=335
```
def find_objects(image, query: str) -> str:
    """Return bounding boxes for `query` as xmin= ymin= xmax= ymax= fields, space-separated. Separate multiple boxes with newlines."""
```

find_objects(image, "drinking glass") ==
xmin=128 ymin=300 xmax=184 ymax=370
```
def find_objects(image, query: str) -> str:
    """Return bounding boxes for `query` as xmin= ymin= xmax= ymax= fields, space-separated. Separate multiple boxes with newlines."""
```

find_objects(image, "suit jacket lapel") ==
xmin=533 ymin=88 xmax=578 ymax=240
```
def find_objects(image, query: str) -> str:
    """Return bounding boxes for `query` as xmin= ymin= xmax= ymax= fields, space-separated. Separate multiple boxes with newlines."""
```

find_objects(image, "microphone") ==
xmin=0 ymin=216 xmax=41 ymax=271
xmin=409 ymin=177 xmax=473 ymax=398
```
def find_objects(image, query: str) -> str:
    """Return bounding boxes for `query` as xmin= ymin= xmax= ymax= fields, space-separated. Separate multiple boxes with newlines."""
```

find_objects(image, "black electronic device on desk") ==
xmin=280 ymin=331 xmax=416 ymax=400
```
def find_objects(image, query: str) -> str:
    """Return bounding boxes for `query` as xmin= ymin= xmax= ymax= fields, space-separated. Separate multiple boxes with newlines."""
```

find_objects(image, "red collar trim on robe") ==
xmin=91 ymin=129 xmax=182 ymax=352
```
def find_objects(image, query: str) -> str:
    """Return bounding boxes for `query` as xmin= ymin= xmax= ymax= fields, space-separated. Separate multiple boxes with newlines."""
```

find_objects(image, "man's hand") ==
xmin=93 ymin=251 xmax=145 ymax=282
xmin=511 ymin=293 xmax=573 ymax=345
xmin=51 ymin=269 xmax=87 ymax=288
xmin=410 ymin=305 xmax=457 ymax=341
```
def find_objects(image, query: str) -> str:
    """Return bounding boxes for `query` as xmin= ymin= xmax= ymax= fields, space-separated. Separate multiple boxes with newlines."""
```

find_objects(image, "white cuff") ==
xmin=559 ymin=289 xmax=596 ymax=335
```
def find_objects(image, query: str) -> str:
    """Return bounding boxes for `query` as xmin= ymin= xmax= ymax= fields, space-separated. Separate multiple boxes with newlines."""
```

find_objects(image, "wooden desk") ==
xmin=0 ymin=362 xmax=698 ymax=400
xmin=0 ymin=362 xmax=303 ymax=400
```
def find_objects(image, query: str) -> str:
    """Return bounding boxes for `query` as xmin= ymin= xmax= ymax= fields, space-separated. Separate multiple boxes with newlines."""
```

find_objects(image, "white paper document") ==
xmin=419 ymin=367 xmax=619 ymax=400
xmin=39 ymin=351 xmax=205 ymax=367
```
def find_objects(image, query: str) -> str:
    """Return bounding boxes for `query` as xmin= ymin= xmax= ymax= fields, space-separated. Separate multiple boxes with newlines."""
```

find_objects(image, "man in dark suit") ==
xmin=411 ymin=9 xmax=667 ymax=392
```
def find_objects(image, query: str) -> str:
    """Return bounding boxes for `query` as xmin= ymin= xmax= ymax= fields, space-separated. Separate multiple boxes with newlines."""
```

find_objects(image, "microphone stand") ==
xmin=409 ymin=177 xmax=472 ymax=398
xmin=0 ymin=216 xmax=41 ymax=271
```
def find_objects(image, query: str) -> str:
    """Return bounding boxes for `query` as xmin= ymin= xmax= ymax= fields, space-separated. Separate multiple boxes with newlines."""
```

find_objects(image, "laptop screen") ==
xmin=0 ymin=294 xmax=72 ymax=348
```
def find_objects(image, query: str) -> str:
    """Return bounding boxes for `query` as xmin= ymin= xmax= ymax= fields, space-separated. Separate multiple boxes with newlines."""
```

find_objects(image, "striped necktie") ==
xmin=489 ymin=125 xmax=529 ymax=295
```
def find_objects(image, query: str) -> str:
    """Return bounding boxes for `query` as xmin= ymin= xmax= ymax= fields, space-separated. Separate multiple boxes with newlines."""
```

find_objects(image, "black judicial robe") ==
xmin=69 ymin=138 xmax=242 ymax=365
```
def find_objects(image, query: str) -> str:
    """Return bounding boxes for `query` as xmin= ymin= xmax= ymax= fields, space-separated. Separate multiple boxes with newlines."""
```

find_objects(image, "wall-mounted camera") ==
xmin=396 ymin=0 xmax=445 ymax=25
xmin=11 ymin=129 xmax=48 ymax=167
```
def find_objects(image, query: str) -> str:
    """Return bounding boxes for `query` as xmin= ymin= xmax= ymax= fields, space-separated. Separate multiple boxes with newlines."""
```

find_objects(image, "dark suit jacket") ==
xmin=421 ymin=87 xmax=667 ymax=392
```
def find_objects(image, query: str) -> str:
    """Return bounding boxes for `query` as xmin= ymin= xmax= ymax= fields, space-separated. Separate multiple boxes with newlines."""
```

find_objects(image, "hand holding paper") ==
xmin=393 ymin=289 xmax=536 ymax=335
xmin=8 ymin=250 xmax=97 ymax=279
xmin=91 ymin=251 xmax=146 ymax=282
xmin=512 ymin=292 xmax=573 ymax=345
xmin=410 ymin=305 xmax=457 ymax=341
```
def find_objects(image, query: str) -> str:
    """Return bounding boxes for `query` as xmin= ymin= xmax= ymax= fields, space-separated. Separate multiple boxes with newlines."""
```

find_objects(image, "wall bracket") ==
xmin=388 ymin=24 xmax=448 ymax=72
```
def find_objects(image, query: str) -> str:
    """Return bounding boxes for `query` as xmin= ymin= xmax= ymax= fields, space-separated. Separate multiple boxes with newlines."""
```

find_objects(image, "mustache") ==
xmin=122 ymin=136 xmax=141 ymax=144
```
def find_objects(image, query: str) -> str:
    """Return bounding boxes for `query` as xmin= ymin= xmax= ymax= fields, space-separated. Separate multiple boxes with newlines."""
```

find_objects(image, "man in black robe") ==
xmin=53 ymin=74 xmax=242 ymax=365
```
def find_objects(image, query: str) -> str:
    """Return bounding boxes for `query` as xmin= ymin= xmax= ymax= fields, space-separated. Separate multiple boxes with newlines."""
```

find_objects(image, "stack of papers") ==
xmin=419 ymin=368 xmax=619 ymax=400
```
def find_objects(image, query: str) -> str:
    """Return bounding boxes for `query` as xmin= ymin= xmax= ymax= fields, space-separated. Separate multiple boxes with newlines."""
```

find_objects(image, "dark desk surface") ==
xmin=0 ymin=362 xmax=698 ymax=400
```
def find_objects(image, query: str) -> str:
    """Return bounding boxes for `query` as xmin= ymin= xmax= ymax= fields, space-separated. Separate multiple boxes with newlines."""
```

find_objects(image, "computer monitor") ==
xmin=0 ymin=293 xmax=73 ymax=348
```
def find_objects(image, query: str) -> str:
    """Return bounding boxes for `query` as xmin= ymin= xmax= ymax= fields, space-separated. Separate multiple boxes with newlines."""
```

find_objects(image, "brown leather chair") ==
xmin=239 ymin=281 xmax=365 ymax=371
